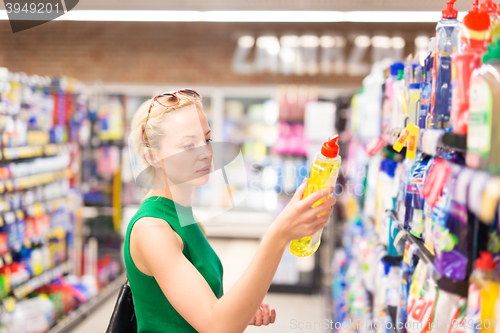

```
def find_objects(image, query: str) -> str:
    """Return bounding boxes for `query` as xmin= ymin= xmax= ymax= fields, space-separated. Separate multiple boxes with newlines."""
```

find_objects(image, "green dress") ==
xmin=123 ymin=196 xmax=224 ymax=333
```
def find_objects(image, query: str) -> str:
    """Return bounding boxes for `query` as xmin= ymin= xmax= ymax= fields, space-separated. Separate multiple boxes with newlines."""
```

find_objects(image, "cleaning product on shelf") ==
xmin=290 ymin=135 xmax=341 ymax=257
xmin=396 ymin=242 xmax=417 ymax=333
xmin=409 ymin=155 xmax=432 ymax=239
xmin=420 ymin=38 xmax=436 ymax=129
xmin=466 ymin=39 xmax=500 ymax=174
xmin=391 ymin=63 xmax=406 ymax=129
xmin=480 ymin=0 xmax=500 ymax=44
xmin=434 ymin=165 xmax=468 ymax=281
xmin=433 ymin=0 xmax=460 ymax=129
xmin=466 ymin=251 xmax=500 ymax=333
xmin=383 ymin=63 xmax=404 ymax=138
xmin=408 ymin=82 xmax=422 ymax=127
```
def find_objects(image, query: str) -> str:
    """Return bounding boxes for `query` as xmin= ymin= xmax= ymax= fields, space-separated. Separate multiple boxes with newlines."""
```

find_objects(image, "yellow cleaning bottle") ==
xmin=290 ymin=135 xmax=341 ymax=257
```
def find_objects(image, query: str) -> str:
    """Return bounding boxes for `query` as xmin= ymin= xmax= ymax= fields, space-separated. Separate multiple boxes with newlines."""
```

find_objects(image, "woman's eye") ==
xmin=206 ymin=138 xmax=213 ymax=144
xmin=184 ymin=144 xmax=195 ymax=149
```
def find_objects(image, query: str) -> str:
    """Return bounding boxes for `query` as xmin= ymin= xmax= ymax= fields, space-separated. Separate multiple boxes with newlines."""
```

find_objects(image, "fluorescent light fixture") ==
xmin=256 ymin=36 xmax=280 ymax=55
xmin=0 ymin=10 xmax=467 ymax=23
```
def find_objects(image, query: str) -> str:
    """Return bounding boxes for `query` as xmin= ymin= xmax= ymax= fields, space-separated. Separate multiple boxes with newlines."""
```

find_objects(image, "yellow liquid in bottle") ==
xmin=290 ymin=159 xmax=340 ymax=257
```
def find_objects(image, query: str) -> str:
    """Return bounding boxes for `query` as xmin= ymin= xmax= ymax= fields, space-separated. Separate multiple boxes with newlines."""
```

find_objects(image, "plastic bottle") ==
xmin=466 ymin=39 xmax=500 ymax=174
xmin=433 ymin=0 xmax=460 ymax=128
xmin=480 ymin=0 xmax=500 ymax=43
xmin=382 ymin=63 xmax=403 ymax=138
xmin=420 ymin=38 xmax=435 ymax=129
xmin=466 ymin=252 xmax=500 ymax=333
xmin=290 ymin=135 xmax=341 ymax=257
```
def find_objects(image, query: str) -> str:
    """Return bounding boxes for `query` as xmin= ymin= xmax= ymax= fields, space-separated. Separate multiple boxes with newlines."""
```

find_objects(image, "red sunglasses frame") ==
xmin=141 ymin=89 xmax=202 ymax=147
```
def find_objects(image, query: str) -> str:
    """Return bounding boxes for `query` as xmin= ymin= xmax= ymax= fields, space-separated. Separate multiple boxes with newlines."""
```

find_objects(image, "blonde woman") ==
xmin=124 ymin=89 xmax=335 ymax=333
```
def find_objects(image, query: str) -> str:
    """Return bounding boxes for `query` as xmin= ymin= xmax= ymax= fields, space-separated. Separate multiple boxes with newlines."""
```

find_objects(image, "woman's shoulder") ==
xmin=130 ymin=216 xmax=184 ymax=252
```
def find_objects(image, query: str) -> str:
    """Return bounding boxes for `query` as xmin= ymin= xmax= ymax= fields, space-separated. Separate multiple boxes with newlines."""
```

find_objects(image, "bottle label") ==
xmin=468 ymin=76 xmax=492 ymax=158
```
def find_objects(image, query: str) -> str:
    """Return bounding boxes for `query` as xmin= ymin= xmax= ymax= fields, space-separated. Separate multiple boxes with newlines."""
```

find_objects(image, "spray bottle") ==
xmin=433 ymin=0 xmax=460 ymax=128
xmin=290 ymin=135 xmax=341 ymax=257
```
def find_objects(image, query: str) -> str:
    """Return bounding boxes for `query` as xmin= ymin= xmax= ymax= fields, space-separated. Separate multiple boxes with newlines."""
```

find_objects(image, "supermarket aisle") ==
xmin=71 ymin=238 xmax=325 ymax=333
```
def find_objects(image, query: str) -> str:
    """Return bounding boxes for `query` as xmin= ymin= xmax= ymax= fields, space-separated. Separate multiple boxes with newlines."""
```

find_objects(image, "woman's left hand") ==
xmin=248 ymin=302 xmax=276 ymax=326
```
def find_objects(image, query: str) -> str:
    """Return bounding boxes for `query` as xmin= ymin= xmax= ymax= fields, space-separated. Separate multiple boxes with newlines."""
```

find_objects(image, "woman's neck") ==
xmin=149 ymin=185 xmax=193 ymax=207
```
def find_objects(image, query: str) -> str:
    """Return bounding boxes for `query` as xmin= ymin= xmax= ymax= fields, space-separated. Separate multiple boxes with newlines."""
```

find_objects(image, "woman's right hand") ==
xmin=271 ymin=178 xmax=336 ymax=243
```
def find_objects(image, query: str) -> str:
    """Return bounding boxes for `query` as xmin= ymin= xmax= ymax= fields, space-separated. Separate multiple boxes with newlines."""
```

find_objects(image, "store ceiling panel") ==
xmin=71 ymin=0 xmax=472 ymax=11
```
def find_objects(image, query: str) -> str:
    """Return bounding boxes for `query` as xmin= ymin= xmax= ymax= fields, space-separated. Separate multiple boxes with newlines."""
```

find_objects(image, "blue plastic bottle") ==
xmin=433 ymin=0 xmax=460 ymax=128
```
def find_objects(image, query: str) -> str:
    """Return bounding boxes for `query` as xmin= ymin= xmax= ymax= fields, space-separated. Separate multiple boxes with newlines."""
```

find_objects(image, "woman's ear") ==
xmin=144 ymin=149 xmax=162 ymax=168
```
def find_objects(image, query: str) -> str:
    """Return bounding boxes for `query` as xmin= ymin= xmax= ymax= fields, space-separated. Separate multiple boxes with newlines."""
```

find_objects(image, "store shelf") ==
xmin=0 ymin=168 xmax=72 ymax=193
xmin=392 ymin=212 xmax=468 ymax=297
xmin=47 ymin=273 xmax=125 ymax=333
xmin=12 ymin=261 xmax=72 ymax=299
xmin=1 ymin=144 xmax=70 ymax=162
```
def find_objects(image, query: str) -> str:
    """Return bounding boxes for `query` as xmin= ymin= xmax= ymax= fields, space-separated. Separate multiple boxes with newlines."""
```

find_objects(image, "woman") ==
xmin=125 ymin=89 xmax=336 ymax=333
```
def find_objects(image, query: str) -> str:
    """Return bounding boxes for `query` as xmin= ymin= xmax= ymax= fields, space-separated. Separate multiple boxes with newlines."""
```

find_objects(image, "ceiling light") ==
xmin=354 ymin=36 xmax=371 ymax=48
xmin=320 ymin=36 xmax=335 ymax=48
xmin=238 ymin=36 xmax=255 ymax=48
xmin=280 ymin=35 xmax=300 ymax=47
xmin=391 ymin=37 xmax=406 ymax=49
xmin=371 ymin=36 xmax=391 ymax=48
xmin=300 ymin=35 xmax=320 ymax=48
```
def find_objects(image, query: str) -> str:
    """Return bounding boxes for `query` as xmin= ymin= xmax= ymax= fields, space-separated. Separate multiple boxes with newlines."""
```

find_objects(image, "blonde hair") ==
xmin=130 ymin=94 xmax=203 ymax=170
xmin=130 ymin=94 xmax=206 ymax=235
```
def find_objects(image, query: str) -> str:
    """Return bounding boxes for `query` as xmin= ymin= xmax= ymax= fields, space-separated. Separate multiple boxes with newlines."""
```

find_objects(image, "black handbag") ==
xmin=106 ymin=279 xmax=137 ymax=333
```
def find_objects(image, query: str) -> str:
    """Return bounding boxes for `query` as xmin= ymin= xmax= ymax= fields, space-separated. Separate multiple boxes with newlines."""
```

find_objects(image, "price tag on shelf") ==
xmin=406 ymin=127 xmax=419 ymax=160
xmin=393 ymin=123 xmax=419 ymax=153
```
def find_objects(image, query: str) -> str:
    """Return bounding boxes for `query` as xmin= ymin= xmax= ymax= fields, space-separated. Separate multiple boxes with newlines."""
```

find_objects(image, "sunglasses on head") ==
xmin=142 ymin=89 xmax=202 ymax=147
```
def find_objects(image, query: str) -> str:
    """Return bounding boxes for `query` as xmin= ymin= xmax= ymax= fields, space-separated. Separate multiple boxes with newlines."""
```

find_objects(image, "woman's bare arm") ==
xmin=131 ymin=183 xmax=335 ymax=333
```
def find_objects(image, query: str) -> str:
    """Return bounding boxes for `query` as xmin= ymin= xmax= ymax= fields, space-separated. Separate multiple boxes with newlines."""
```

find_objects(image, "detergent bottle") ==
xmin=467 ymin=38 xmax=500 ymax=174
xmin=290 ymin=135 xmax=341 ymax=257
xmin=433 ymin=0 xmax=460 ymax=128
xmin=466 ymin=252 xmax=500 ymax=333
xmin=450 ymin=1 xmax=488 ymax=134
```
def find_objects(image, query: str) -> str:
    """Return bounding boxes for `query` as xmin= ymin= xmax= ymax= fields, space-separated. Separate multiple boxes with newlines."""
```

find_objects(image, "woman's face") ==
xmin=156 ymin=104 xmax=213 ymax=188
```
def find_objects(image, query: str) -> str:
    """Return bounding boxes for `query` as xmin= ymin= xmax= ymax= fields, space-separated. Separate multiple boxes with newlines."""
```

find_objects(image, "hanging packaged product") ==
xmin=466 ymin=252 xmax=500 ymax=333
xmin=433 ymin=0 xmax=460 ymax=129
xmin=480 ymin=0 xmax=500 ymax=44
xmin=466 ymin=39 xmax=500 ymax=174
xmin=433 ymin=164 xmax=469 ymax=281
xmin=420 ymin=39 xmax=436 ymax=129
xmin=290 ymin=135 xmax=341 ymax=257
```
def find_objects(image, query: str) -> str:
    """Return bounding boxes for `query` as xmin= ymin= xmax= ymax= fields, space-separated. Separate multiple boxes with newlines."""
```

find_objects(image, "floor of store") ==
xmin=71 ymin=238 xmax=325 ymax=333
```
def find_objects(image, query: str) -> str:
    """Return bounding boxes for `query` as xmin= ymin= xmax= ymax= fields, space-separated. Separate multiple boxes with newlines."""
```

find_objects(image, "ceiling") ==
xmin=67 ymin=0 xmax=474 ymax=11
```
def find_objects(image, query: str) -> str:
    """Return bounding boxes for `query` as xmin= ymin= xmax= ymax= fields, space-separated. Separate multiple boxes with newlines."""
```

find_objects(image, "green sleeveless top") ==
xmin=124 ymin=196 xmax=224 ymax=333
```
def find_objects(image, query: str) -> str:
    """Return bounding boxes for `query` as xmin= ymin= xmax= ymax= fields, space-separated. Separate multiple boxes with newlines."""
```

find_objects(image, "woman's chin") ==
xmin=190 ymin=173 xmax=210 ymax=186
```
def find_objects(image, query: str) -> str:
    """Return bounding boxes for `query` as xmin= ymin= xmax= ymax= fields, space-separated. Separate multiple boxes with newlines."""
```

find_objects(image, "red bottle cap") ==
xmin=480 ymin=0 xmax=499 ymax=14
xmin=321 ymin=135 xmax=340 ymax=158
xmin=475 ymin=251 xmax=496 ymax=270
xmin=442 ymin=0 xmax=458 ymax=19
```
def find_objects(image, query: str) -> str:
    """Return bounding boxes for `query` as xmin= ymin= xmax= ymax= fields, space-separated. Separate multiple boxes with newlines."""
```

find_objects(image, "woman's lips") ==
xmin=196 ymin=166 xmax=211 ymax=174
